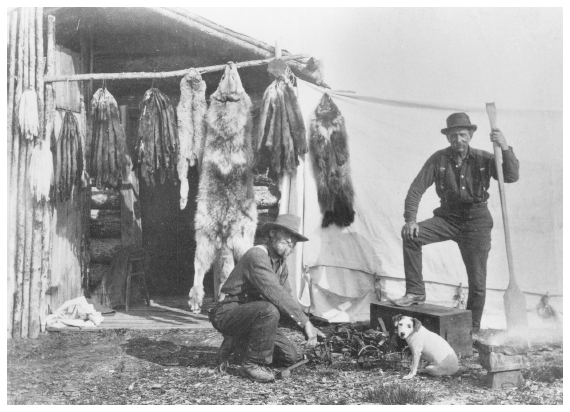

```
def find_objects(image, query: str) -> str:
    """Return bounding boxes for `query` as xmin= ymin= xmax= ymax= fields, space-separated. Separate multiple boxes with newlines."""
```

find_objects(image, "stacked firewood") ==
xmin=54 ymin=111 xmax=84 ymax=202
xmin=90 ymin=87 xmax=132 ymax=189
xmin=136 ymin=87 xmax=179 ymax=186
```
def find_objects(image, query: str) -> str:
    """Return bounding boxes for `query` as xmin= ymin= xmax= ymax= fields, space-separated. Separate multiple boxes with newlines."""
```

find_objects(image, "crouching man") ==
xmin=394 ymin=112 xmax=519 ymax=333
xmin=208 ymin=214 xmax=325 ymax=382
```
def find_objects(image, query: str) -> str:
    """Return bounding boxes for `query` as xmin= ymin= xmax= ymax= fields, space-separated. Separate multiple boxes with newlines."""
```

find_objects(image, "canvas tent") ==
xmin=281 ymin=80 xmax=562 ymax=329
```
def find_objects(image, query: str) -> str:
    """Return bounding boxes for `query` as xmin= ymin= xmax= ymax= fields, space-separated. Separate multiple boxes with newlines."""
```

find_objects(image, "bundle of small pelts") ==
xmin=137 ymin=88 xmax=178 ymax=186
xmin=90 ymin=88 xmax=132 ymax=189
xmin=18 ymin=88 xmax=39 ymax=140
xmin=29 ymin=140 xmax=53 ymax=202
xmin=253 ymin=78 xmax=307 ymax=178
xmin=54 ymin=111 xmax=84 ymax=202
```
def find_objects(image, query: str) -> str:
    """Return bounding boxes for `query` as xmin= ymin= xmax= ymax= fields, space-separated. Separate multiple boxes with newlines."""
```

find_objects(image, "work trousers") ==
xmin=209 ymin=300 xmax=298 ymax=366
xmin=403 ymin=204 xmax=493 ymax=330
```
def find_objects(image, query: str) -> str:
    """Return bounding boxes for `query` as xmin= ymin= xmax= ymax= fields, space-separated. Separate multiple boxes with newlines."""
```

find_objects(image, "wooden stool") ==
xmin=126 ymin=249 xmax=151 ymax=311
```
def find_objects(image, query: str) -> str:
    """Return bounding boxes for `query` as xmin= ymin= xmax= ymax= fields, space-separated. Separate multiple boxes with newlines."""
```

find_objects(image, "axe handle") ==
xmin=280 ymin=358 xmax=310 ymax=374
xmin=486 ymin=103 xmax=516 ymax=286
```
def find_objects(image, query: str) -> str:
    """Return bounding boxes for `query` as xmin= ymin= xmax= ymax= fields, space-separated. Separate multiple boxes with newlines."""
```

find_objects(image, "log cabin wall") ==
xmin=8 ymin=7 xmax=312 ymax=337
xmin=48 ymin=45 xmax=89 ymax=313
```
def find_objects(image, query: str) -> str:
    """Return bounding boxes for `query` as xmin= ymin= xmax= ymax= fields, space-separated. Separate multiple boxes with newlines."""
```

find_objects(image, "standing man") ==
xmin=394 ymin=113 xmax=519 ymax=333
xmin=208 ymin=214 xmax=325 ymax=382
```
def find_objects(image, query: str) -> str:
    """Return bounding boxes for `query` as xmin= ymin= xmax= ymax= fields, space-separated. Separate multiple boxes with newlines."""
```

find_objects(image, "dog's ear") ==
xmin=392 ymin=314 xmax=402 ymax=327
xmin=412 ymin=318 xmax=422 ymax=332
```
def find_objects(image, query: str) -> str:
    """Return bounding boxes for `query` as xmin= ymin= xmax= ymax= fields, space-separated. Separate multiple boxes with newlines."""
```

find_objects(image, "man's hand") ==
xmin=401 ymin=221 xmax=419 ymax=242
xmin=490 ymin=128 xmax=508 ymax=150
xmin=303 ymin=321 xmax=326 ymax=346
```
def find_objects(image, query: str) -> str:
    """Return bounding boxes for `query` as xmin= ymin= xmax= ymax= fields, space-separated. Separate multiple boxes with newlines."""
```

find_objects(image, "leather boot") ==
xmin=239 ymin=361 xmax=275 ymax=383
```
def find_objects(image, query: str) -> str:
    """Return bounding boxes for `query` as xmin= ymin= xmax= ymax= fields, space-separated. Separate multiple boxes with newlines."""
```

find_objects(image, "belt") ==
xmin=220 ymin=293 xmax=258 ymax=304
xmin=443 ymin=201 xmax=488 ymax=210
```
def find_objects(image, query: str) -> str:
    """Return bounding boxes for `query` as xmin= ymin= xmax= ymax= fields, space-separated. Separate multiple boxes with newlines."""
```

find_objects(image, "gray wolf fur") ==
xmin=393 ymin=314 xmax=459 ymax=379
xmin=188 ymin=62 xmax=258 ymax=313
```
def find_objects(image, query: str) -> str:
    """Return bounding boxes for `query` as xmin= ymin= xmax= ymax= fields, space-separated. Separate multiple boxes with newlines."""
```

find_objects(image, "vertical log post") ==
xmin=29 ymin=7 xmax=45 ymax=338
xmin=7 ymin=10 xmax=19 ymax=338
xmin=21 ymin=7 xmax=36 ymax=337
xmin=276 ymin=39 xmax=292 ymax=215
xmin=120 ymin=105 xmax=142 ymax=247
xmin=14 ymin=7 xmax=30 ymax=337
xmin=79 ymin=31 xmax=90 ymax=295
xmin=40 ymin=14 xmax=56 ymax=331
xmin=8 ymin=12 xmax=18 ymax=172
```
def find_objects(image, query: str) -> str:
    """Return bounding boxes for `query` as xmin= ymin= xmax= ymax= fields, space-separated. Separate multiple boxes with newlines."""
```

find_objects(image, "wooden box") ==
xmin=370 ymin=302 xmax=473 ymax=358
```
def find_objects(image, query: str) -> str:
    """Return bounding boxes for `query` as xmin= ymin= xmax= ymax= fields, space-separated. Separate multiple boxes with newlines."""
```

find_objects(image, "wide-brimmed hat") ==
xmin=261 ymin=214 xmax=309 ymax=242
xmin=441 ymin=112 xmax=477 ymax=135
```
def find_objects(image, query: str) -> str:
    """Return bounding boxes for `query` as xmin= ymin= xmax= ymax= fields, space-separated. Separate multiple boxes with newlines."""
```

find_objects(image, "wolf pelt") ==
xmin=188 ymin=62 xmax=258 ymax=313
xmin=177 ymin=69 xmax=207 ymax=210
xmin=310 ymin=93 xmax=355 ymax=227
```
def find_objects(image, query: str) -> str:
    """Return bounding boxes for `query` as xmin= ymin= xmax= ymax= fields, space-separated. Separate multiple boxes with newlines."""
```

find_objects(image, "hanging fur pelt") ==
xmin=137 ymin=87 xmax=179 ymax=186
xmin=253 ymin=78 xmax=307 ymax=179
xmin=90 ymin=88 xmax=132 ymax=189
xmin=18 ymin=88 xmax=40 ymax=141
xmin=310 ymin=93 xmax=355 ymax=227
xmin=176 ymin=69 xmax=207 ymax=210
xmin=29 ymin=140 xmax=53 ymax=202
xmin=55 ymin=111 xmax=84 ymax=202
xmin=188 ymin=62 xmax=258 ymax=313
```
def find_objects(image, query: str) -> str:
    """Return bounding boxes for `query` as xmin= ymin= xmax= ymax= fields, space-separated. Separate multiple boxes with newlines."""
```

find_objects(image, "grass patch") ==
xmin=365 ymin=383 xmax=432 ymax=405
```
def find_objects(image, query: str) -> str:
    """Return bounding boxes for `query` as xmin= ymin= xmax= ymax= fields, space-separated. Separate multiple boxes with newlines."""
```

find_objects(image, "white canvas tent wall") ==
xmin=281 ymin=80 xmax=562 ymax=329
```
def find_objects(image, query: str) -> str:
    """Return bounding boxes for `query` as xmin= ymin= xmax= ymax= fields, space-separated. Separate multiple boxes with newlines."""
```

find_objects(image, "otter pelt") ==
xmin=177 ymin=69 xmax=207 ymax=210
xmin=310 ymin=93 xmax=355 ymax=227
xmin=188 ymin=62 xmax=257 ymax=313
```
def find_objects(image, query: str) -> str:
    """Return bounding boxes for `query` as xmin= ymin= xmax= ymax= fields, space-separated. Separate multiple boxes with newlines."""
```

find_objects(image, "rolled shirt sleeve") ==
xmin=491 ymin=146 xmax=520 ymax=183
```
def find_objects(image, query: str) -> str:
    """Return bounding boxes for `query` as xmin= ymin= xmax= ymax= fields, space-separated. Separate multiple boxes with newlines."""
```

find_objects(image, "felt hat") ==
xmin=261 ymin=214 xmax=309 ymax=242
xmin=441 ymin=112 xmax=478 ymax=135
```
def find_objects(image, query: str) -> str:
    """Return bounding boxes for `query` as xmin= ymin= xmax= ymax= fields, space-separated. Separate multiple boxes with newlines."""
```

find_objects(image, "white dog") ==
xmin=393 ymin=314 xmax=459 ymax=379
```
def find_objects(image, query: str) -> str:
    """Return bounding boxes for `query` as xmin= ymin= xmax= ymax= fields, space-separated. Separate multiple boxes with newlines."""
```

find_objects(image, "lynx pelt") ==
xmin=188 ymin=62 xmax=257 ymax=313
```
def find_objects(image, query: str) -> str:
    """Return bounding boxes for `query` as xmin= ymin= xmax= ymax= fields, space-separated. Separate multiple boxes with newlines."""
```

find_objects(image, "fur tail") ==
xmin=213 ymin=244 xmax=235 ymax=301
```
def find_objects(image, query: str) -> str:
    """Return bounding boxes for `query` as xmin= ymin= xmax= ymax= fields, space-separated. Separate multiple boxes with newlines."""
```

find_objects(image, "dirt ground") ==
xmin=7 ymin=324 xmax=563 ymax=405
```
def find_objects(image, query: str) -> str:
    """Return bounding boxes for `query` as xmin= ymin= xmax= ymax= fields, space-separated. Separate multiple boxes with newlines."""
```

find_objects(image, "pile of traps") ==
xmin=310 ymin=323 xmax=406 ymax=369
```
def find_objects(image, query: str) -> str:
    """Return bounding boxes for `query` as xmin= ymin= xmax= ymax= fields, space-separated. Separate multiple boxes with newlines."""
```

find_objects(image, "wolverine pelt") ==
xmin=188 ymin=63 xmax=258 ymax=313
xmin=310 ymin=93 xmax=355 ymax=227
